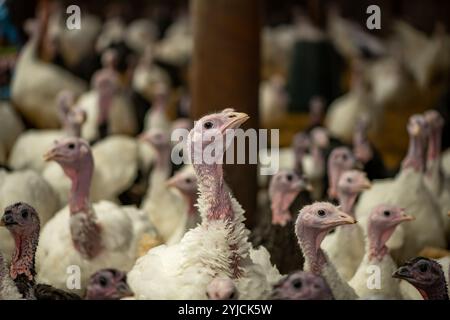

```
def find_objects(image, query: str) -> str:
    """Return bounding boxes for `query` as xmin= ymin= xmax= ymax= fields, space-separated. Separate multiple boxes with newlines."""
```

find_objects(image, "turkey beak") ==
xmin=361 ymin=177 xmax=372 ymax=189
xmin=43 ymin=148 xmax=57 ymax=161
xmin=221 ymin=112 xmax=249 ymax=132
xmin=166 ymin=176 xmax=179 ymax=189
xmin=0 ymin=219 xmax=5 ymax=227
xmin=392 ymin=266 xmax=411 ymax=280
xmin=395 ymin=212 xmax=415 ymax=223
xmin=117 ymin=283 xmax=134 ymax=298
xmin=330 ymin=210 xmax=357 ymax=226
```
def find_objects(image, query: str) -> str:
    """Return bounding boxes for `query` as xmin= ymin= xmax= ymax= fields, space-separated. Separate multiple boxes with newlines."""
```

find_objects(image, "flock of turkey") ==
xmin=1 ymin=2 xmax=450 ymax=300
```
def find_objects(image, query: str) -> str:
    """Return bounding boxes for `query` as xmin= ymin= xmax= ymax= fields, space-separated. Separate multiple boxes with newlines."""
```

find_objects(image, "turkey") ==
xmin=140 ymin=129 xmax=187 ymax=244
xmin=10 ymin=3 xmax=87 ymax=128
xmin=423 ymin=110 xmax=450 ymax=238
xmin=78 ymin=51 xmax=138 ymax=142
xmin=0 ymin=169 xmax=60 ymax=259
xmin=9 ymin=90 xmax=84 ymax=172
xmin=327 ymin=146 xmax=359 ymax=201
xmin=206 ymin=277 xmax=239 ymax=300
xmin=393 ymin=257 xmax=449 ymax=300
xmin=36 ymin=137 xmax=158 ymax=293
xmin=85 ymin=269 xmax=133 ymax=300
xmin=127 ymin=110 xmax=281 ymax=299
xmin=271 ymin=271 xmax=334 ymax=300
xmin=325 ymin=60 xmax=377 ymax=144
xmin=0 ymin=203 xmax=81 ymax=300
xmin=132 ymin=46 xmax=171 ymax=104
xmin=349 ymin=204 xmax=414 ymax=299
xmin=251 ymin=170 xmax=311 ymax=274
xmin=295 ymin=202 xmax=358 ymax=299
xmin=355 ymin=114 xmax=446 ymax=263
xmin=322 ymin=170 xmax=371 ymax=281
xmin=42 ymin=135 xmax=139 ymax=206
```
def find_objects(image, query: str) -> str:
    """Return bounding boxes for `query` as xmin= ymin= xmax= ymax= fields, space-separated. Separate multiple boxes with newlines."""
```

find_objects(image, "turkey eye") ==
xmin=286 ymin=174 xmax=293 ymax=181
xmin=203 ymin=121 xmax=213 ymax=129
xmin=347 ymin=177 xmax=352 ymax=183
xmin=342 ymin=154 xmax=348 ymax=160
xmin=228 ymin=114 xmax=236 ymax=118
xmin=185 ymin=178 xmax=192 ymax=183
xmin=419 ymin=263 xmax=428 ymax=273
xmin=99 ymin=276 xmax=108 ymax=287
xmin=292 ymin=279 xmax=302 ymax=289
xmin=21 ymin=209 xmax=28 ymax=219
xmin=229 ymin=292 xmax=235 ymax=299
xmin=383 ymin=210 xmax=391 ymax=217
xmin=317 ymin=210 xmax=326 ymax=217
xmin=68 ymin=143 xmax=75 ymax=149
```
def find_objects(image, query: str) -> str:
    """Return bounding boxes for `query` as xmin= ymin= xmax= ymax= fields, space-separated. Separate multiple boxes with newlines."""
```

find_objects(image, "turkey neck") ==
xmin=67 ymin=152 xmax=103 ymax=259
xmin=427 ymin=125 xmax=442 ymax=163
xmin=9 ymin=225 xmax=40 ymax=299
xmin=194 ymin=161 xmax=234 ymax=221
xmin=155 ymin=146 xmax=171 ymax=175
xmin=367 ymin=224 xmax=392 ymax=262
xmin=419 ymin=281 xmax=449 ymax=300
xmin=337 ymin=190 xmax=358 ymax=217
xmin=401 ymin=132 xmax=425 ymax=172
xmin=328 ymin=164 xmax=344 ymax=200
xmin=296 ymin=224 xmax=327 ymax=275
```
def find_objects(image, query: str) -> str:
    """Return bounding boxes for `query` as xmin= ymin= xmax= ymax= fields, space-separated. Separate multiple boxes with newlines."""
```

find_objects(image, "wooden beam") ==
xmin=191 ymin=0 xmax=261 ymax=228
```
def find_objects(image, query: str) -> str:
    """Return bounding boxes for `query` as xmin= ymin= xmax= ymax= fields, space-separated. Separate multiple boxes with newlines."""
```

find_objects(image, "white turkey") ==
xmin=355 ymin=114 xmax=446 ymax=263
xmin=349 ymin=204 xmax=414 ymax=299
xmin=322 ymin=170 xmax=371 ymax=281
xmin=0 ymin=169 xmax=60 ymax=259
xmin=11 ymin=4 xmax=87 ymax=128
xmin=423 ymin=110 xmax=450 ymax=238
xmin=36 ymin=137 xmax=159 ymax=293
xmin=128 ymin=110 xmax=281 ymax=299
xmin=295 ymin=202 xmax=359 ymax=299
xmin=8 ymin=91 xmax=84 ymax=172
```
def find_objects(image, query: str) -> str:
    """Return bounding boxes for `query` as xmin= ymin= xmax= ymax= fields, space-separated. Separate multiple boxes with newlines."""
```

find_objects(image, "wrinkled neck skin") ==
xmin=401 ymin=134 xmax=425 ymax=172
xmin=65 ymin=157 xmax=103 ymax=259
xmin=337 ymin=191 xmax=358 ymax=217
xmin=9 ymin=228 xmax=40 ymax=299
xmin=418 ymin=283 xmax=449 ymax=300
xmin=194 ymin=162 xmax=234 ymax=221
xmin=367 ymin=225 xmax=392 ymax=262
xmin=297 ymin=225 xmax=327 ymax=275
xmin=10 ymin=228 xmax=39 ymax=282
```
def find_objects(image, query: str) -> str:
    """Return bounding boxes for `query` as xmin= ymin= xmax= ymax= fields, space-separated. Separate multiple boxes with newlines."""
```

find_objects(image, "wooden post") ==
xmin=191 ymin=0 xmax=261 ymax=228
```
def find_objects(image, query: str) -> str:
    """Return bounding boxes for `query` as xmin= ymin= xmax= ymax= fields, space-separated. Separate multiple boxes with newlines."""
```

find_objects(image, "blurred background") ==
xmin=1 ymin=0 xmax=449 ymax=224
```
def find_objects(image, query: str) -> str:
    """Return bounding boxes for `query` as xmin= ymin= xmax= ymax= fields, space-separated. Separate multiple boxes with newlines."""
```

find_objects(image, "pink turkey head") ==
xmin=187 ymin=109 xmax=249 ymax=164
xmin=337 ymin=170 xmax=371 ymax=196
xmin=43 ymin=137 xmax=93 ymax=180
xmin=269 ymin=170 xmax=312 ymax=226
xmin=327 ymin=147 xmax=358 ymax=199
xmin=368 ymin=204 xmax=414 ymax=260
